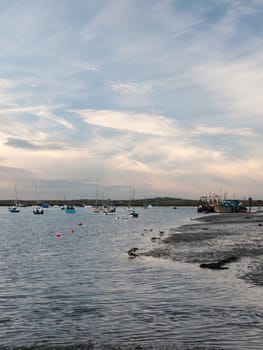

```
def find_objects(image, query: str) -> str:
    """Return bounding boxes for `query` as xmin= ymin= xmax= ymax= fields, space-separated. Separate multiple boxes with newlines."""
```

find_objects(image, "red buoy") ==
xmin=55 ymin=232 xmax=61 ymax=238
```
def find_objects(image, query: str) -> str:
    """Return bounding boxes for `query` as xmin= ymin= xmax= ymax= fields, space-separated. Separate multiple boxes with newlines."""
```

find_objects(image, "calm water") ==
xmin=0 ymin=206 xmax=262 ymax=349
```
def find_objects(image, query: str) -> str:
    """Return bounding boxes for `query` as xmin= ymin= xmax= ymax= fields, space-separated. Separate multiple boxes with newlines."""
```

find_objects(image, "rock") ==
xmin=200 ymin=262 xmax=229 ymax=270
xmin=200 ymin=256 xmax=238 ymax=270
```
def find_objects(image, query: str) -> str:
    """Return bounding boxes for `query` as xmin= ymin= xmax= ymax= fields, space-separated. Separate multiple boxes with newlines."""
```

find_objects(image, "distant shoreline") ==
xmin=0 ymin=198 xmax=198 ymax=207
xmin=1 ymin=198 xmax=263 ymax=208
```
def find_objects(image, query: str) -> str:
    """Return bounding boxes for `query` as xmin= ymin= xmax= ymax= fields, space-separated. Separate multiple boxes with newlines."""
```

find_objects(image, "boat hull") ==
xmin=9 ymin=206 xmax=20 ymax=213
xmin=33 ymin=205 xmax=44 ymax=214
xmin=65 ymin=206 xmax=76 ymax=213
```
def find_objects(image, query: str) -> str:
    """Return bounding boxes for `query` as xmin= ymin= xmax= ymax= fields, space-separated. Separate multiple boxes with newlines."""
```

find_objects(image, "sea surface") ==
xmin=0 ymin=206 xmax=262 ymax=350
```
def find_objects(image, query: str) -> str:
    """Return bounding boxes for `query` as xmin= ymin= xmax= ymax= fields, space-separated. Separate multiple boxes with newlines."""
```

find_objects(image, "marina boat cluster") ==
xmin=7 ymin=202 xmax=140 ymax=218
xmin=197 ymin=194 xmax=248 ymax=213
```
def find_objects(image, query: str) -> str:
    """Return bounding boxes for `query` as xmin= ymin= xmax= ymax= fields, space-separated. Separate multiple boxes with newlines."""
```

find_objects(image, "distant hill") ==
xmin=0 ymin=197 xmax=262 ymax=207
xmin=0 ymin=197 xmax=196 ymax=207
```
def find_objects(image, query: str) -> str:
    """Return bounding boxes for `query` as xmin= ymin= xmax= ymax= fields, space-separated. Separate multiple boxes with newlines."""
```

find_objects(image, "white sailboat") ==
xmin=33 ymin=180 xmax=44 ymax=214
xmin=9 ymin=181 xmax=20 ymax=213
xmin=129 ymin=188 xmax=139 ymax=218
xmin=125 ymin=187 xmax=133 ymax=211
xmin=92 ymin=183 xmax=102 ymax=212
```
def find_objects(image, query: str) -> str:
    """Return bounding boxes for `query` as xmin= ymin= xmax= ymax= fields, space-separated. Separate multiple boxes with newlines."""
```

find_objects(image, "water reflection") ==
xmin=0 ymin=207 xmax=262 ymax=349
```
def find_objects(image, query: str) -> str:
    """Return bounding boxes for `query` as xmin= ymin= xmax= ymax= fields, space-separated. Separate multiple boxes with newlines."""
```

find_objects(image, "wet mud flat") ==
xmin=144 ymin=213 xmax=263 ymax=286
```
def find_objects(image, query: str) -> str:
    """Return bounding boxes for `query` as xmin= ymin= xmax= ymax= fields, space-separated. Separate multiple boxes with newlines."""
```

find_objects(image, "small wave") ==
xmin=0 ymin=342 xmax=230 ymax=350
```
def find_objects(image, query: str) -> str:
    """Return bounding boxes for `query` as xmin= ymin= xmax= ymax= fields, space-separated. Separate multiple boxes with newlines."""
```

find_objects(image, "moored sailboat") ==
xmin=9 ymin=181 xmax=20 ymax=213
xmin=33 ymin=205 xmax=44 ymax=214
xmin=9 ymin=205 xmax=20 ymax=213
xmin=33 ymin=180 xmax=44 ymax=214
xmin=65 ymin=205 xmax=76 ymax=213
xmin=128 ymin=188 xmax=139 ymax=218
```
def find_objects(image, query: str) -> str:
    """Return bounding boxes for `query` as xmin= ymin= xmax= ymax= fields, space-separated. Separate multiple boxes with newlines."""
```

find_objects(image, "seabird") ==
xmin=128 ymin=247 xmax=139 ymax=258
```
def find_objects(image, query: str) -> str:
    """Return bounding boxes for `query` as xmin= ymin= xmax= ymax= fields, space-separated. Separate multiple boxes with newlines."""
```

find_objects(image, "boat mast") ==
xmin=36 ymin=180 xmax=40 ymax=204
xmin=14 ymin=180 xmax=18 ymax=205
xmin=96 ymin=183 xmax=99 ymax=207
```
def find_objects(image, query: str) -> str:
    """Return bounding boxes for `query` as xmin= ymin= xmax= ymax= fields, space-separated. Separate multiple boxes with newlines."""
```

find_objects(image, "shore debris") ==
xmin=200 ymin=256 xmax=238 ymax=270
xmin=151 ymin=237 xmax=161 ymax=242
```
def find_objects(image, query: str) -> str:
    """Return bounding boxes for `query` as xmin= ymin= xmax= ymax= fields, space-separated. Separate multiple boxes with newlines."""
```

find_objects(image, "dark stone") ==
xmin=200 ymin=262 xmax=229 ymax=270
xmin=200 ymin=256 xmax=238 ymax=270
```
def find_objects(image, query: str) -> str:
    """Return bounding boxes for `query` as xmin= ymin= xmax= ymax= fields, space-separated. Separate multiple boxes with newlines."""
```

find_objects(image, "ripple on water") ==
xmin=0 ymin=207 xmax=263 ymax=350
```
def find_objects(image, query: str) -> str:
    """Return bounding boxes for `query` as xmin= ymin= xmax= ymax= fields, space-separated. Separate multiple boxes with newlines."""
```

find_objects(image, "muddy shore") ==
xmin=144 ymin=212 xmax=263 ymax=286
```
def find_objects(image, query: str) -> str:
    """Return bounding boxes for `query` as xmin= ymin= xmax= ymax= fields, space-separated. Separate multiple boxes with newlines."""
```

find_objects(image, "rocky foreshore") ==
xmin=144 ymin=212 xmax=263 ymax=286
xmin=194 ymin=211 xmax=263 ymax=224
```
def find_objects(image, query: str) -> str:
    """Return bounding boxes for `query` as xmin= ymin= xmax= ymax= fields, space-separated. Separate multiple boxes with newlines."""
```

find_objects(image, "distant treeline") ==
xmin=0 ymin=197 xmax=195 ymax=207
xmin=0 ymin=197 xmax=262 ymax=207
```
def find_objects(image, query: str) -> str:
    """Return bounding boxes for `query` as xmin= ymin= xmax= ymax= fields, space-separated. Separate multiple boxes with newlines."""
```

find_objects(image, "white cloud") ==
xmin=109 ymin=81 xmax=154 ymax=95
xmin=0 ymin=78 xmax=14 ymax=89
xmin=37 ymin=110 xmax=74 ymax=130
xmin=77 ymin=109 xmax=178 ymax=136
xmin=192 ymin=124 xmax=255 ymax=136
xmin=1 ymin=1 xmax=263 ymax=199
xmin=192 ymin=56 xmax=263 ymax=119
xmin=73 ymin=62 xmax=99 ymax=72
xmin=0 ymin=105 xmax=47 ymax=114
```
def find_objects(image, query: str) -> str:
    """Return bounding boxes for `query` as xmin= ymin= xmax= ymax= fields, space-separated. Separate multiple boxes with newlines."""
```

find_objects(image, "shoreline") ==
xmin=194 ymin=211 xmax=263 ymax=224
xmin=144 ymin=212 xmax=263 ymax=286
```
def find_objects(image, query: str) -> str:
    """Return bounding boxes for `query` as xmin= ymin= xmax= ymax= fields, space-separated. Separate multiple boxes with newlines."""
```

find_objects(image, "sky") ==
xmin=1 ymin=0 xmax=263 ymax=201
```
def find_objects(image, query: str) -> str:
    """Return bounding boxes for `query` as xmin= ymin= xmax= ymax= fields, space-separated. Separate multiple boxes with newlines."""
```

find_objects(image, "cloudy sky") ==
xmin=1 ymin=0 xmax=263 ymax=201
